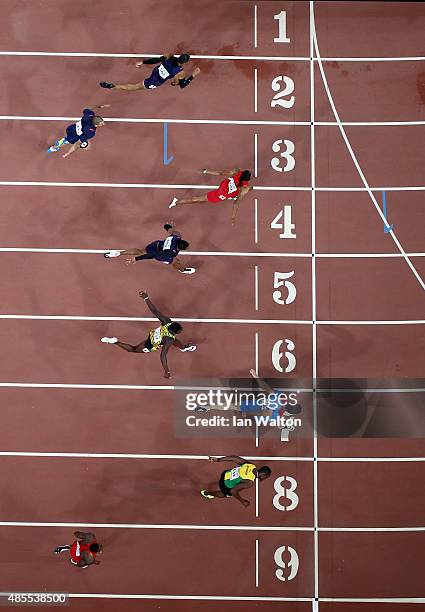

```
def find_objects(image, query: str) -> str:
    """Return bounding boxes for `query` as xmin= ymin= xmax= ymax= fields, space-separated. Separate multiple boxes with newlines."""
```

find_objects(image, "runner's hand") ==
xmin=208 ymin=456 xmax=219 ymax=462
xmin=125 ymin=256 xmax=137 ymax=265
xmin=139 ymin=291 xmax=149 ymax=300
xmin=164 ymin=371 xmax=171 ymax=379
xmin=192 ymin=67 xmax=201 ymax=77
xmin=249 ymin=369 xmax=259 ymax=379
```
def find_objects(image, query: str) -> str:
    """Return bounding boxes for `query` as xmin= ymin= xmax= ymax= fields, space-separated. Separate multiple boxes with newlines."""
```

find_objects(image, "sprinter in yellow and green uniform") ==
xmin=201 ymin=456 xmax=271 ymax=508
xmin=100 ymin=291 xmax=196 ymax=379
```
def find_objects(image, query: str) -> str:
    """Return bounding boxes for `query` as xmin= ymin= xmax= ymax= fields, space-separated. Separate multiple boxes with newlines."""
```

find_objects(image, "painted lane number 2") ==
xmin=271 ymin=76 xmax=295 ymax=109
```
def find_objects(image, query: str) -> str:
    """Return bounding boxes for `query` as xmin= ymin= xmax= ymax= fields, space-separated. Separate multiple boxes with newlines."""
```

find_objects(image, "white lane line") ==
xmin=255 ymin=539 xmax=259 ymax=587
xmin=254 ymin=199 xmax=259 ymax=244
xmin=0 ymin=315 xmax=423 ymax=325
xmin=0 ymin=249 xmax=312 ymax=257
xmin=4 ymin=115 xmax=425 ymax=127
xmin=254 ymin=68 xmax=258 ymax=112
xmin=71 ymin=594 xmax=313 ymax=603
xmin=309 ymin=2 xmax=319 ymax=605
xmin=0 ymin=521 xmax=424 ymax=532
xmin=255 ymin=332 xmax=259 ymax=374
xmin=1 ymin=51 xmax=425 ymax=61
xmin=0 ymin=521 xmax=313 ymax=531
xmin=254 ymin=265 xmax=259 ymax=311
xmin=312 ymin=9 xmax=425 ymax=292
xmin=0 ymin=315 xmax=312 ymax=324
xmin=0 ymin=248 xmax=424 ymax=258
xmin=1 ymin=452 xmax=425 ymax=462
xmin=0 ymin=383 xmax=423 ymax=392
xmin=320 ymin=599 xmax=425 ymax=604
xmin=2 ymin=180 xmax=425 ymax=192
xmin=254 ymin=133 xmax=258 ymax=177
xmin=254 ymin=5 xmax=258 ymax=49
xmin=255 ymin=478 xmax=259 ymax=517
xmin=4 ymin=115 xmax=425 ymax=126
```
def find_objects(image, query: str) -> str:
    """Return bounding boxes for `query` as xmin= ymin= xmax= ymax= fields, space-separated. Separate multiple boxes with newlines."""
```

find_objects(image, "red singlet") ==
xmin=207 ymin=171 xmax=250 ymax=203
xmin=70 ymin=539 xmax=97 ymax=564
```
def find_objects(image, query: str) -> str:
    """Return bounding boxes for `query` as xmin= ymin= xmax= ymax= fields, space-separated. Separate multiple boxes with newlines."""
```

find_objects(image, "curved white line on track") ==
xmin=312 ymin=8 xmax=425 ymax=292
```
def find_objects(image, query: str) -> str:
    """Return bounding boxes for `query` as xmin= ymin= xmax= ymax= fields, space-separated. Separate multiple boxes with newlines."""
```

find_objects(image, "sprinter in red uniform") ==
xmin=168 ymin=168 xmax=252 ymax=225
xmin=54 ymin=531 xmax=102 ymax=568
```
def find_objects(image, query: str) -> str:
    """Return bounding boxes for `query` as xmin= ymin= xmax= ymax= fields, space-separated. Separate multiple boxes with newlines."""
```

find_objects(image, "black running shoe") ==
xmin=100 ymin=81 xmax=115 ymax=89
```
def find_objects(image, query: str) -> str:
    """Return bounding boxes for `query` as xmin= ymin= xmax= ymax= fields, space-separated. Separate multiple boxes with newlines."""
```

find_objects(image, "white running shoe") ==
xmin=101 ymin=337 xmax=118 ymax=343
xmin=168 ymin=197 xmax=178 ymax=209
xmin=180 ymin=345 xmax=197 ymax=352
xmin=104 ymin=251 xmax=121 ymax=258
xmin=179 ymin=267 xmax=196 ymax=274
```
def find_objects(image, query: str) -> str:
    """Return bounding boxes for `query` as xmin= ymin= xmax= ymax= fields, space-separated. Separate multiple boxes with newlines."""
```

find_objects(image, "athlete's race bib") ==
xmin=229 ymin=467 xmax=240 ymax=480
xmin=152 ymin=326 xmax=162 ymax=343
xmin=227 ymin=178 xmax=237 ymax=194
xmin=75 ymin=541 xmax=81 ymax=556
xmin=158 ymin=64 xmax=170 ymax=79
xmin=163 ymin=236 xmax=173 ymax=250
xmin=75 ymin=120 xmax=83 ymax=136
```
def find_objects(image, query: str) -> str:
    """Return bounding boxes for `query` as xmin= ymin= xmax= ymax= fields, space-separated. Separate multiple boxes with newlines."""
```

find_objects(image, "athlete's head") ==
xmin=93 ymin=115 xmax=105 ymax=127
xmin=169 ymin=322 xmax=183 ymax=335
xmin=257 ymin=466 xmax=272 ymax=481
xmin=178 ymin=53 xmax=190 ymax=65
xmin=240 ymin=170 xmax=251 ymax=183
xmin=89 ymin=543 xmax=102 ymax=553
xmin=177 ymin=239 xmax=189 ymax=251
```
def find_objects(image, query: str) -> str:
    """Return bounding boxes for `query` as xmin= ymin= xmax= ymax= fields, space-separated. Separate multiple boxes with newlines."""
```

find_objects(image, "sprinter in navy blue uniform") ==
xmin=47 ymin=105 xmax=109 ymax=157
xmin=99 ymin=53 xmax=200 ymax=92
xmin=103 ymin=222 xmax=196 ymax=274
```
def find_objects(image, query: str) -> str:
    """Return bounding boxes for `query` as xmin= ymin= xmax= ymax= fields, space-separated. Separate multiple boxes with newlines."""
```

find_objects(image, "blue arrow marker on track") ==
xmin=382 ymin=191 xmax=394 ymax=234
xmin=163 ymin=123 xmax=174 ymax=165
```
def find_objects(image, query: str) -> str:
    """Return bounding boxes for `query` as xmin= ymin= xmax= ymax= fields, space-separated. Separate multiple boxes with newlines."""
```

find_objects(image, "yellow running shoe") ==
xmin=200 ymin=490 xmax=214 ymax=499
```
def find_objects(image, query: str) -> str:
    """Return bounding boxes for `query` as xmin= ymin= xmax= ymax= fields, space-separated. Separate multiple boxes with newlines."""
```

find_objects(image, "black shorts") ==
xmin=218 ymin=471 xmax=233 ymax=497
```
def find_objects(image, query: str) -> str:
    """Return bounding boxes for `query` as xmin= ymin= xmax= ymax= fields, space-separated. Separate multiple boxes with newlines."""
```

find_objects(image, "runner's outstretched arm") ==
xmin=202 ymin=167 xmax=239 ymax=177
xmin=139 ymin=292 xmax=171 ymax=324
xmin=209 ymin=455 xmax=247 ymax=465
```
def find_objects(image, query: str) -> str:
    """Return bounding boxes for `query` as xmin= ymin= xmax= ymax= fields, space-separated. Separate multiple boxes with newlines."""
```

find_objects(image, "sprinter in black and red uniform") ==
xmin=54 ymin=531 xmax=102 ymax=568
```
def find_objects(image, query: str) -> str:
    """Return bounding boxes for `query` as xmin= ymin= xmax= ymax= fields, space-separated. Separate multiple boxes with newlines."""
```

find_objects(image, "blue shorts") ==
xmin=143 ymin=75 xmax=163 ymax=89
xmin=65 ymin=125 xmax=80 ymax=144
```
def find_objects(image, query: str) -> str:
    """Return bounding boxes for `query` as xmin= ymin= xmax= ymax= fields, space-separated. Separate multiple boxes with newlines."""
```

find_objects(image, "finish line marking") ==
xmin=312 ymin=9 xmax=425 ymax=291
xmin=163 ymin=123 xmax=173 ymax=165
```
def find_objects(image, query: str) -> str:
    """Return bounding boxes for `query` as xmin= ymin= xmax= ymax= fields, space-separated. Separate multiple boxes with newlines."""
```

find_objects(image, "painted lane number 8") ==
xmin=273 ymin=476 xmax=299 ymax=511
